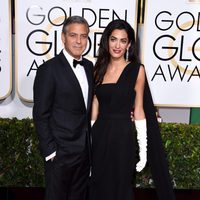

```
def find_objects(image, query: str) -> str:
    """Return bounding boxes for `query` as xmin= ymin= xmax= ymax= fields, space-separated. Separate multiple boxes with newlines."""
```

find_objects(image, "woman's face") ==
xmin=108 ymin=29 xmax=130 ymax=60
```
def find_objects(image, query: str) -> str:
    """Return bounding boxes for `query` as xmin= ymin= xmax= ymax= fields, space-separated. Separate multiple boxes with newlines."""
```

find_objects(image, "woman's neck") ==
xmin=108 ymin=58 xmax=128 ymax=70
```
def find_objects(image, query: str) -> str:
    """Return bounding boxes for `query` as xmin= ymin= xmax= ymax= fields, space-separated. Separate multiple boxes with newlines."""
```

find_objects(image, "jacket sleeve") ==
xmin=33 ymin=63 xmax=56 ymax=158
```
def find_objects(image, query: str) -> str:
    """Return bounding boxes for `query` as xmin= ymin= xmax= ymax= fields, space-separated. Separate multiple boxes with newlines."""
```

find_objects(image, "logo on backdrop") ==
xmin=16 ymin=0 xmax=137 ymax=102
xmin=143 ymin=0 xmax=200 ymax=106
xmin=152 ymin=11 xmax=200 ymax=82
xmin=26 ymin=5 xmax=129 ymax=76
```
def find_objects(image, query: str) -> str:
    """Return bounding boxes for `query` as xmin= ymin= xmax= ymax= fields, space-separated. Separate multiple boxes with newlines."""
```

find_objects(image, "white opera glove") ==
xmin=135 ymin=119 xmax=147 ymax=172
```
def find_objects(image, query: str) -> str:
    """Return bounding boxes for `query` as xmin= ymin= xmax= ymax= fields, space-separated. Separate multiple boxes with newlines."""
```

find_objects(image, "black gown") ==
xmin=89 ymin=62 xmax=175 ymax=200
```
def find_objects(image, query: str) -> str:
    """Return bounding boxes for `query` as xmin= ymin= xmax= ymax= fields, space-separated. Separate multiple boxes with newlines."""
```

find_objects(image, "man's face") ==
xmin=62 ymin=23 xmax=89 ymax=60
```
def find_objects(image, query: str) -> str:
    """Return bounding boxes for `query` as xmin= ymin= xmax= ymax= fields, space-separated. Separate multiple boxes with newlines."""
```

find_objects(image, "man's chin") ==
xmin=73 ymin=52 xmax=84 ymax=59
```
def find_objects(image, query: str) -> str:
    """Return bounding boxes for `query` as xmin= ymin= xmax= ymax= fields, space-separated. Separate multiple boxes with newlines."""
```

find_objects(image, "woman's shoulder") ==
xmin=127 ymin=62 xmax=146 ymax=82
xmin=128 ymin=61 xmax=144 ymax=72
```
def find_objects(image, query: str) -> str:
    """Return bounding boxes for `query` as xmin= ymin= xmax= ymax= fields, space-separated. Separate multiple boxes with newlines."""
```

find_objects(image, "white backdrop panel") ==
xmin=142 ymin=0 xmax=200 ymax=107
xmin=15 ymin=0 xmax=137 ymax=102
xmin=0 ymin=0 xmax=12 ymax=99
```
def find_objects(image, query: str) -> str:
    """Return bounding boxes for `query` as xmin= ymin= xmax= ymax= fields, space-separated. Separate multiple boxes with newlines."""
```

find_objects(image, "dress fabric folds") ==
xmin=89 ymin=62 xmax=175 ymax=200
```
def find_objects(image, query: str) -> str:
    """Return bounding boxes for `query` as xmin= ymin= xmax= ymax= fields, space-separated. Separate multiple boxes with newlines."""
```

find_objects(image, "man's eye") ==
xmin=82 ymin=35 xmax=88 ymax=38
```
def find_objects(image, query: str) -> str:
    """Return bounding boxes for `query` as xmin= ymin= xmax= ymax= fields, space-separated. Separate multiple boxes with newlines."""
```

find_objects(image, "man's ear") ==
xmin=61 ymin=32 xmax=65 ymax=44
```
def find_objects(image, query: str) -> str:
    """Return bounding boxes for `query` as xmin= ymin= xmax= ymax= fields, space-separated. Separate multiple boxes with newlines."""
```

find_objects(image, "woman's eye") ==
xmin=122 ymin=40 xmax=127 ymax=44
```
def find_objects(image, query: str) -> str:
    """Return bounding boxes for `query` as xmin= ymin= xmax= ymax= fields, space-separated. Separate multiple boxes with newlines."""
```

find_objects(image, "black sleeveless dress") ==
xmin=90 ymin=62 xmax=138 ymax=200
xmin=89 ymin=62 xmax=176 ymax=200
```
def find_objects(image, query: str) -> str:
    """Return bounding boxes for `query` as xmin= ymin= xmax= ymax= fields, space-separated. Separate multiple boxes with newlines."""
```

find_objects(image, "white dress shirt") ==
xmin=63 ymin=49 xmax=89 ymax=108
xmin=46 ymin=49 xmax=89 ymax=161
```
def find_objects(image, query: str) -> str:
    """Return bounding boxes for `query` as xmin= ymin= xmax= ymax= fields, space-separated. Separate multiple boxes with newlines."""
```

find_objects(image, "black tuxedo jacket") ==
xmin=33 ymin=51 xmax=93 ymax=164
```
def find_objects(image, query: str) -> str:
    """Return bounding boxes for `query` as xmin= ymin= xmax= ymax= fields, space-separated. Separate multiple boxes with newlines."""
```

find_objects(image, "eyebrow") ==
xmin=110 ymin=35 xmax=128 ymax=40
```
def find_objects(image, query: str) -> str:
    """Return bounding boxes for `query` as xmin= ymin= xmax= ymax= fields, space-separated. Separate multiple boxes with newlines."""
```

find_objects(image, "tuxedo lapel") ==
xmin=58 ymin=52 xmax=86 ymax=110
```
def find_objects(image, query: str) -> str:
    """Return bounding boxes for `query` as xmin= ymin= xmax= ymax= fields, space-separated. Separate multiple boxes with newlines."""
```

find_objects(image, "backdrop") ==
xmin=0 ymin=0 xmax=199 ymax=122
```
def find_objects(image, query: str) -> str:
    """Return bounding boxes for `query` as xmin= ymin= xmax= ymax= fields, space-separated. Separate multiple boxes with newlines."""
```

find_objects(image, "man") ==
xmin=33 ymin=16 xmax=93 ymax=200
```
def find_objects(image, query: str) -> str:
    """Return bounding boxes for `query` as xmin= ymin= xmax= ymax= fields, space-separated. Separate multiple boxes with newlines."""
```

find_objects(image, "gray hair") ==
xmin=62 ymin=16 xmax=89 ymax=34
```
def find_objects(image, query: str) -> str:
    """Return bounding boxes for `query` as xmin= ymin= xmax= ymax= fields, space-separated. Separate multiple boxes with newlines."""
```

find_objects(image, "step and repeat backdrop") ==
xmin=15 ymin=0 xmax=137 ymax=102
xmin=143 ymin=0 xmax=200 ymax=107
xmin=0 ymin=0 xmax=199 ymax=120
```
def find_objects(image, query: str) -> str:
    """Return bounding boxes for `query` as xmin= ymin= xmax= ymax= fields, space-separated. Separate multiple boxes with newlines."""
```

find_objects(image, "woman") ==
xmin=89 ymin=19 xmax=175 ymax=200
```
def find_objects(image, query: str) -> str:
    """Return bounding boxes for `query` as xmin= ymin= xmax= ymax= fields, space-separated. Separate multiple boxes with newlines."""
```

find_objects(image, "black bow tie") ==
xmin=73 ymin=59 xmax=84 ymax=68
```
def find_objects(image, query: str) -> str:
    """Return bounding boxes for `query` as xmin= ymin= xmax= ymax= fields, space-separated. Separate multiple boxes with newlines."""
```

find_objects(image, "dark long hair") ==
xmin=94 ymin=19 xmax=139 ymax=86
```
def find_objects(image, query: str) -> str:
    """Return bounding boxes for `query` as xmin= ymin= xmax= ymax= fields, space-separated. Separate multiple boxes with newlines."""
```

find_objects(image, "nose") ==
xmin=76 ymin=35 xmax=81 ymax=43
xmin=115 ymin=40 xmax=120 ymax=48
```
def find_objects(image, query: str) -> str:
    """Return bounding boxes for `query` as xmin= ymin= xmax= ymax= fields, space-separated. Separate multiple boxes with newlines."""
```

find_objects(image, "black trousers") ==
xmin=44 ymin=150 xmax=90 ymax=200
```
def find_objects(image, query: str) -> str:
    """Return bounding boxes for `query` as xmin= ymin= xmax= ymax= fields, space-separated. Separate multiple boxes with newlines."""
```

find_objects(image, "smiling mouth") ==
xmin=113 ymin=49 xmax=122 ymax=53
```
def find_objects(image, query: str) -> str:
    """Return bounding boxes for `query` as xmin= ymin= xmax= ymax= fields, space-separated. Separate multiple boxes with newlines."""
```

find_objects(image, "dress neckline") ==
xmin=101 ymin=62 xmax=132 ymax=86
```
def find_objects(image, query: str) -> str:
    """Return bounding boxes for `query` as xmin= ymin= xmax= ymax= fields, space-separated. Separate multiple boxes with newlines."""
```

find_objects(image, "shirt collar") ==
xmin=62 ymin=48 xmax=83 ymax=68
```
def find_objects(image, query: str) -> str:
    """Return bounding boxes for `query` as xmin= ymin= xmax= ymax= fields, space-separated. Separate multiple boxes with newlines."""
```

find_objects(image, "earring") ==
xmin=126 ymin=49 xmax=129 ymax=62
